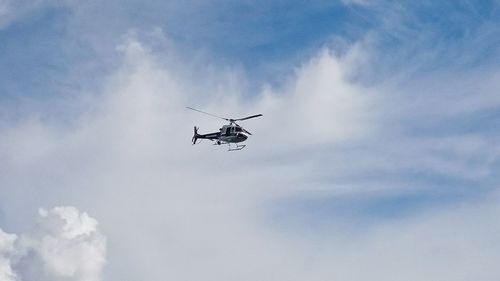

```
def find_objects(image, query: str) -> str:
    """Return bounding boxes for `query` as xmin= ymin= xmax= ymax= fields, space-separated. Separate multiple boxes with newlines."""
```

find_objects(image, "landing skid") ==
xmin=227 ymin=143 xmax=245 ymax=151
xmin=212 ymin=141 xmax=246 ymax=151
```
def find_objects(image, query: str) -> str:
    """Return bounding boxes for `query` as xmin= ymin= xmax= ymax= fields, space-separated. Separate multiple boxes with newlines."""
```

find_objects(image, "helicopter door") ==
xmin=225 ymin=127 xmax=231 ymax=136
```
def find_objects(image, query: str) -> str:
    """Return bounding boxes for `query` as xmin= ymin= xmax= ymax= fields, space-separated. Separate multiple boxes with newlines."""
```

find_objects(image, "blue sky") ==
xmin=0 ymin=1 xmax=362 ymax=97
xmin=1 ymin=0 xmax=499 ymax=94
xmin=1 ymin=1 xmax=500 ymax=280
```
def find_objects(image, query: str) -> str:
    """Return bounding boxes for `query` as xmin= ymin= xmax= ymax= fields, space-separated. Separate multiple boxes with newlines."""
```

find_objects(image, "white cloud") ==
xmin=0 ymin=229 xmax=18 ymax=281
xmin=0 ymin=207 xmax=106 ymax=281
xmin=29 ymin=207 xmax=106 ymax=281
xmin=257 ymin=48 xmax=375 ymax=148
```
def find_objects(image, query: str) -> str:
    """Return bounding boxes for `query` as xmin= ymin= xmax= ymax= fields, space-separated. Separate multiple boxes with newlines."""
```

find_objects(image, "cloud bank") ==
xmin=1 ymin=1 xmax=500 ymax=280
xmin=0 ymin=32 xmax=499 ymax=280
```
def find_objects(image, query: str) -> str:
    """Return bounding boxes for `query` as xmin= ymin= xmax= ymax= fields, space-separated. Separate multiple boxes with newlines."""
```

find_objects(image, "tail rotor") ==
xmin=192 ymin=126 xmax=199 ymax=144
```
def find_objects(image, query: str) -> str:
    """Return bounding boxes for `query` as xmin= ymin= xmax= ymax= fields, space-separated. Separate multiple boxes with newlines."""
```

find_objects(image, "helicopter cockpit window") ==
xmin=225 ymin=127 xmax=231 ymax=135
xmin=235 ymin=127 xmax=242 ymax=132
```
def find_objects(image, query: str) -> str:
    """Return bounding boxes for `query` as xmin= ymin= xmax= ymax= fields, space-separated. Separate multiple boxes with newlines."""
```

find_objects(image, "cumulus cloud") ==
xmin=0 ymin=207 xmax=106 ymax=281
xmin=0 ymin=229 xmax=18 ymax=281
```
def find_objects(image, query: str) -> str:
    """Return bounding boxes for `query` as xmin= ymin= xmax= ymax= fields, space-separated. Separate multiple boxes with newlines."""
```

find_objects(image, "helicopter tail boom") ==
xmin=191 ymin=127 xmax=221 ymax=144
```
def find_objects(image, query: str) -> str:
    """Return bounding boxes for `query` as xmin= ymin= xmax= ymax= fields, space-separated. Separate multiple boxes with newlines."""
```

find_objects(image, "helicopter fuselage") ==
xmin=195 ymin=124 xmax=248 ymax=144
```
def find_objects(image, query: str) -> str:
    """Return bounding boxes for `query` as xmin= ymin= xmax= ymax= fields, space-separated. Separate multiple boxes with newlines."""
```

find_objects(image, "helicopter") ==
xmin=186 ymin=107 xmax=263 ymax=151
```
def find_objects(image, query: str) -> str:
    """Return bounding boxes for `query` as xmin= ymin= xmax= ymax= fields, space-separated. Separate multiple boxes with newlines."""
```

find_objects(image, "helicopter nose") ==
xmin=238 ymin=133 xmax=248 ymax=141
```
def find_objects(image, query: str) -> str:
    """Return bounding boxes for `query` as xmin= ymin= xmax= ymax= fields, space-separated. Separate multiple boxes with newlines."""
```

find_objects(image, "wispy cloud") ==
xmin=0 ymin=0 xmax=61 ymax=29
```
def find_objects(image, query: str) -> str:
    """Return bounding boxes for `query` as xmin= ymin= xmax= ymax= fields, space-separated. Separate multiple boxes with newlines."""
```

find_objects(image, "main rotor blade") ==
xmin=186 ymin=107 xmax=229 ymax=121
xmin=233 ymin=114 xmax=263 ymax=121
